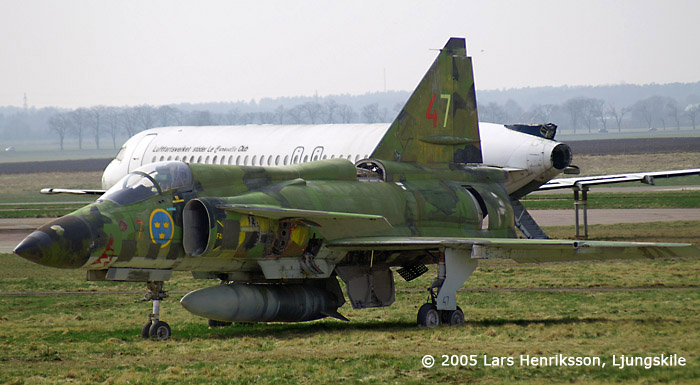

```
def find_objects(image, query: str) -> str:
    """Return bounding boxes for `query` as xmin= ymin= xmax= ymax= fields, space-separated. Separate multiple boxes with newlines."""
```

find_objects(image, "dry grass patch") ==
xmin=573 ymin=152 xmax=700 ymax=176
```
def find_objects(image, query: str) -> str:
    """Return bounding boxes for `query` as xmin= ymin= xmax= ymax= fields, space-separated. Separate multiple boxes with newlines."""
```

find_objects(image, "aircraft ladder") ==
xmin=510 ymin=197 xmax=549 ymax=239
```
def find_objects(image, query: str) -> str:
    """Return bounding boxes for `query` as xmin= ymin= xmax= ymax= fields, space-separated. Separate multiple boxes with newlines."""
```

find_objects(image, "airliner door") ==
xmin=290 ymin=146 xmax=304 ymax=164
xmin=310 ymin=146 xmax=324 ymax=161
xmin=128 ymin=134 xmax=157 ymax=172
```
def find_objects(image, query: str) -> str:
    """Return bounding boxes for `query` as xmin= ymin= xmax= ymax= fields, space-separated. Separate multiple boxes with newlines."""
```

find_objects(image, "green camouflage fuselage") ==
xmin=26 ymin=159 xmax=515 ymax=280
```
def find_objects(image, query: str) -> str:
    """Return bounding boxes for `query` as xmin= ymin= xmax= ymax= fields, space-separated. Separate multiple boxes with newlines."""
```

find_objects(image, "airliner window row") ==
xmin=151 ymin=154 xmax=370 ymax=166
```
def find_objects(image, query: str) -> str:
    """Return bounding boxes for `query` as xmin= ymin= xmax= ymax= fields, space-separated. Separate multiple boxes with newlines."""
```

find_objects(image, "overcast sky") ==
xmin=1 ymin=0 xmax=698 ymax=108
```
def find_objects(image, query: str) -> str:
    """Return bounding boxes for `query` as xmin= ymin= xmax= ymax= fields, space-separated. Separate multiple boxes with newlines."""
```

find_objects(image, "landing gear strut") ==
xmin=417 ymin=248 xmax=475 ymax=327
xmin=141 ymin=281 xmax=171 ymax=340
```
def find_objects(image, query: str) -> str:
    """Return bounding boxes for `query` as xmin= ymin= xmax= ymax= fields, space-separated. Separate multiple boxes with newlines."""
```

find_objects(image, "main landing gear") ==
xmin=141 ymin=281 xmax=171 ymax=340
xmin=416 ymin=248 xmax=475 ymax=327
xmin=417 ymin=295 xmax=465 ymax=327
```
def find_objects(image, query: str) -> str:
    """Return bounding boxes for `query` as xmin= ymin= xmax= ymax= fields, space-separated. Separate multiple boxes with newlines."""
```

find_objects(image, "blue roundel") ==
xmin=150 ymin=209 xmax=174 ymax=248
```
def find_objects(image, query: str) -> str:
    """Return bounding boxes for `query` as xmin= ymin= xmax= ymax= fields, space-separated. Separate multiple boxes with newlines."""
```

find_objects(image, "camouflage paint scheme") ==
xmin=20 ymin=157 xmax=515 ymax=275
xmin=17 ymin=37 xmax=513 ymax=277
xmin=14 ymin=38 xmax=699 ymax=332
xmin=372 ymin=37 xmax=482 ymax=165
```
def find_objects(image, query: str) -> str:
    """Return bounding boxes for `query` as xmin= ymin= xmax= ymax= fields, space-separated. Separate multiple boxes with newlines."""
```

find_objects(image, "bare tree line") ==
xmin=479 ymin=95 xmax=700 ymax=134
xmin=41 ymin=95 xmax=700 ymax=151
xmin=3 ymin=84 xmax=700 ymax=151
xmin=45 ymin=100 xmax=396 ymax=150
xmin=38 ymin=95 xmax=700 ymax=151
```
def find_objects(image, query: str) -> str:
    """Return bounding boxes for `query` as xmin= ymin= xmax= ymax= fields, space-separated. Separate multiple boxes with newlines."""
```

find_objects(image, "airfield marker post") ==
xmin=582 ymin=186 xmax=589 ymax=239
xmin=573 ymin=185 xmax=589 ymax=239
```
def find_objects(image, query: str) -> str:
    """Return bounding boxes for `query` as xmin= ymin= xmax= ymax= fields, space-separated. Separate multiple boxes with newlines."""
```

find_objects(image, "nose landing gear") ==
xmin=141 ymin=281 xmax=171 ymax=340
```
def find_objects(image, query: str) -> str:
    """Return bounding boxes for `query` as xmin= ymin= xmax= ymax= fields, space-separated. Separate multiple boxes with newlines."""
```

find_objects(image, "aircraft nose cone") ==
xmin=13 ymin=230 xmax=53 ymax=263
xmin=14 ymin=216 xmax=95 ymax=268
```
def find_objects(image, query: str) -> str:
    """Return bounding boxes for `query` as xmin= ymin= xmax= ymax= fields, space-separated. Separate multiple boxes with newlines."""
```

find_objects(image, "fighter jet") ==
xmin=14 ymin=38 xmax=698 ymax=340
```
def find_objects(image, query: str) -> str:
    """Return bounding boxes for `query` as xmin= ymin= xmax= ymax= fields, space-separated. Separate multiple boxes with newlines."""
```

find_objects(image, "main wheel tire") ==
xmin=443 ymin=306 xmax=465 ymax=326
xmin=417 ymin=303 xmax=440 ymax=327
xmin=149 ymin=320 xmax=171 ymax=340
xmin=141 ymin=321 xmax=152 ymax=339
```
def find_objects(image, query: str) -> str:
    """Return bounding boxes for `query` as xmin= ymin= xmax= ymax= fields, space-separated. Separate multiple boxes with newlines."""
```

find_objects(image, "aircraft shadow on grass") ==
xmin=44 ymin=316 xmax=652 ymax=342
xmin=173 ymin=316 xmax=621 ymax=341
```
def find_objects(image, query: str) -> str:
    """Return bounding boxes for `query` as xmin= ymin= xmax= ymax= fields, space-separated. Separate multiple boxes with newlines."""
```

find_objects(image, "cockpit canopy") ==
xmin=99 ymin=162 xmax=193 ymax=206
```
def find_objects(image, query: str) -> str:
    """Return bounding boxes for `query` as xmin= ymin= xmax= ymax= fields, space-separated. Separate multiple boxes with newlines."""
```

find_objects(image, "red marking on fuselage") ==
xmin=426 ymin=93 xmax=438 ymax=127
xmin=88 ymin=235 xmax=115 ymax=267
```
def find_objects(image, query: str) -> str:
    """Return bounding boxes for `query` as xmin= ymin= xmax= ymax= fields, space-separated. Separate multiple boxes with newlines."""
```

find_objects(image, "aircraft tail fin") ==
xmin=371 ymin=37 xmax=481 ymax=165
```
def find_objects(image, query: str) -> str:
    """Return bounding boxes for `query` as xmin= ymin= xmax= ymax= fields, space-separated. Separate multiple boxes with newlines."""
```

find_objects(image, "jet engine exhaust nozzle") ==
xmin=551 ymin=143 xmax=572 ymax=170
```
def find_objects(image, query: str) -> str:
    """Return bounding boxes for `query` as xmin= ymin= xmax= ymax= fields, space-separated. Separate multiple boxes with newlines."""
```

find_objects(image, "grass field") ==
xmin=572 ymin=153 xmax=700 ymax=176
xmin=523 ymin=191 xmax=700 ymax=210
xmin=0 ymin=139 xmax=119 ymax=164
xmin=2 ymin=220 xmax=700 ymax=384
xmin=0 ymin=172 xmax=100 ymax=218
xmin=558 ymin=128 xmax=700 ymax=142
xmin=2 ymin=147 xmax=700 ymax=383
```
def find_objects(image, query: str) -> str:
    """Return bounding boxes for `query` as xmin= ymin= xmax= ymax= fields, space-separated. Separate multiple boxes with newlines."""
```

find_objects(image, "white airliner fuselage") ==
xmin=102 ymin=122 xmax=571 ymax=197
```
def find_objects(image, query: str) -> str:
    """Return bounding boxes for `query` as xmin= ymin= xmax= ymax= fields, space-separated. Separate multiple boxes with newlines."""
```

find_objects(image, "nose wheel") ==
xmin=140 ymin=281 xmax=171 ymax=340
xmin=148 ymin=320 xmax=172 ymax=339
